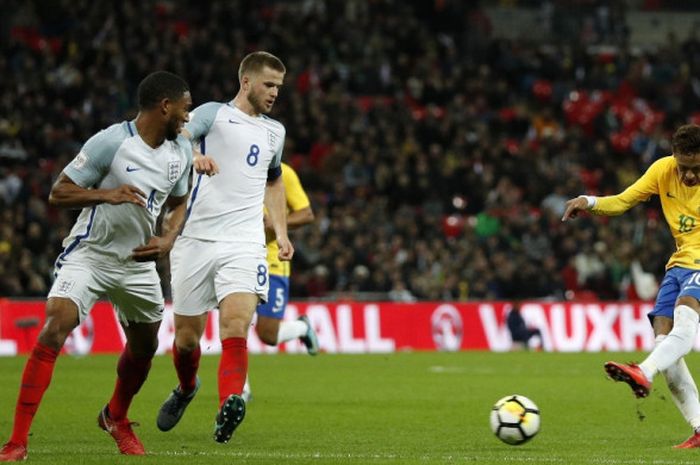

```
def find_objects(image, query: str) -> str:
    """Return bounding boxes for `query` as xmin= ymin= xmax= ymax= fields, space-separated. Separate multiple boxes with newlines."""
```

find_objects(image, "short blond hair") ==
xmin=238 ymin=51 xmax=286 ymax=82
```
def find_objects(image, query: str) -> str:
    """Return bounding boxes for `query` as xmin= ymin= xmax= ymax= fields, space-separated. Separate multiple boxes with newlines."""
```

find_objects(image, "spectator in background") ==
xmin=0 ymin=0 xmax=694 ymax=303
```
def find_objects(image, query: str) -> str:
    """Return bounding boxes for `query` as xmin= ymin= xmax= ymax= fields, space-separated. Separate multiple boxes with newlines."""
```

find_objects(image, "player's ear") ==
xmin=159 ymin=97 xmax=171 ymax=116
xmin=241 ymin=74 xmax=250 ymax=92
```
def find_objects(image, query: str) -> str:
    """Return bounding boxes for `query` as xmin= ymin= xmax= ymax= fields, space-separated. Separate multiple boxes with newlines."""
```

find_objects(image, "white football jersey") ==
xmin=59 ymin=121 xmax=192 ymax=263
xmin=181 ymin=102 xmax=285 ymax=244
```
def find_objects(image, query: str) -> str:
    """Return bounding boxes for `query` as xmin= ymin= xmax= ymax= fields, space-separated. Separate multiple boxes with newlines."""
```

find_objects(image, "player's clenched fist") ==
xmin=193 ymin=153 xmax=219 ymax=176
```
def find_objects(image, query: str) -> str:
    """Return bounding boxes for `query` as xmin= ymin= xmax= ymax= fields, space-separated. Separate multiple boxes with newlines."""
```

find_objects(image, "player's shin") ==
xmin=10 ymin=343 xmax=59 ymax=446
xmin=107 ymin=346 xmax=153 ymax=421
xmin=218 ymin=337 xmax=247 ymax=406
xmin=173 ymin=341 xmax=201 ymax=394
xmin=658 ymin=334 xmax=700 ymax=431
xmin=639 ymin=305 xmax=699 ymax=380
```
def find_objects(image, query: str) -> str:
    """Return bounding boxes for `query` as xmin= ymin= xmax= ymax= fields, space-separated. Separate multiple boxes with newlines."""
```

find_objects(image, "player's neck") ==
xmin=134 ymin=113 xmax=166 ymax=148
xmin=232 ymin=95 xmax=259 ymax=117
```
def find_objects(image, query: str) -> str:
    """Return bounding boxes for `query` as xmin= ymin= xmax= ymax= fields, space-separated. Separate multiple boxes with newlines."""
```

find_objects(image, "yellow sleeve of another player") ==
xmin=282 ymin=164 xmax=311 ymax=212
xmin=591 ymin=157 xmax=669 ymax=216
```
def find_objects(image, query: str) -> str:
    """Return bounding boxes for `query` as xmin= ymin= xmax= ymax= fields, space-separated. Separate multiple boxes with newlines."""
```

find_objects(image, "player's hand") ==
xmin=131 ymin=236 xmax=173 ymax=262
xmin=561 ymin=196 xmax=590 ymax=221
xmin=277 ymin=235 xmax=294 ymax=261
xmin=103 ymin=185 xmax=147 ymax=207
xmin=193 ymin=152 xmax=219 ymax=176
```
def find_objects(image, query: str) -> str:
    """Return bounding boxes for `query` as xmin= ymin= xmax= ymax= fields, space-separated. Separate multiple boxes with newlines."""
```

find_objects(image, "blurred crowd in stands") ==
xmin=3 ymin=0 xmax=699 ymax=301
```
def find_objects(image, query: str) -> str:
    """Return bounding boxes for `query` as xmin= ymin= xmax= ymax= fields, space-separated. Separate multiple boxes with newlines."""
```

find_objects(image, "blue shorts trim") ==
xmin=649 ymin=267 xmax=700 ymax=322
xmin=256 ymin=275 xmax=289 ymax=319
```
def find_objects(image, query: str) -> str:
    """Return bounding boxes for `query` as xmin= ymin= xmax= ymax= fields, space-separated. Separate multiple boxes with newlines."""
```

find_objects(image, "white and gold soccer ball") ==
xmin=490 ymin=395 xmax=540 ymax=445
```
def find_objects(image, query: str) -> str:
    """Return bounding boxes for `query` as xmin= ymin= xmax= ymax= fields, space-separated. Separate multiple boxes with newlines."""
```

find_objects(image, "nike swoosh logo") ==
xmin=667 ymin=192 xmax=675 ymax=198
xmin=126 ymin=166 xmax=140 ymax=172
xmin=228 ymin=119 xmax=242 ymax=124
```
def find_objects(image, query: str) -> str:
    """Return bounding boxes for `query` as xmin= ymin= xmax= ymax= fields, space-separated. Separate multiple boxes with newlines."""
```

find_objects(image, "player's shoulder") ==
xmin=191 ymin=101 xmax=225 ymax=119
xmin=99 ymin=121 xmax=132 ymax=141
xmin=84 ymin=121 xmax=132 ymax=152
xmin=281 ymin=162 xmax=298 ymax=179
xmin=645 ymin=155 xmax=677 ymax=176
xmin=260 ymin=114 xmax=286 ymax=134
xmin=651 ymin=155 xmax=675 ymax=169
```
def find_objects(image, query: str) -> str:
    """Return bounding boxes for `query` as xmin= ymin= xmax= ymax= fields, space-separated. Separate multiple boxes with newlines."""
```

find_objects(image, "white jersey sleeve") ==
xmin=267 ymin=121 xmax=284 ymax=178
xmin=64 ymin=125 xmax=126 ymax=187
xmin=185 ymin=102 xmax=223 ymax=140
xmin=171 ymin=134 xmax=193 ymax=197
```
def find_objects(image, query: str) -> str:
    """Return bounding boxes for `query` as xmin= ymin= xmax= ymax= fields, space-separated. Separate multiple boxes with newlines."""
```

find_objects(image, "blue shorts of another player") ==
xmin=256 ymin=274 xmax=290 ymax=320
xmin=649 ymin=266 xmax=700 ymax=323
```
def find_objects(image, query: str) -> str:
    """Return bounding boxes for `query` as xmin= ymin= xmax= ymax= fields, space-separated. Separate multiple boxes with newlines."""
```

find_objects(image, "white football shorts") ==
xmin=170 ymin=236 xmax=269 ymax=316
xmin=48 ymin=248 xmax=165 ymax=325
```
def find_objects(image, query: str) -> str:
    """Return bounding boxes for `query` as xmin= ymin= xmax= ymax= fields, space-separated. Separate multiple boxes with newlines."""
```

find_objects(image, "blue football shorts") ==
xmin=256 ymin=274 xmax=290 ymax=319
xmin=649 ymin=266 xmax=700 ymax=322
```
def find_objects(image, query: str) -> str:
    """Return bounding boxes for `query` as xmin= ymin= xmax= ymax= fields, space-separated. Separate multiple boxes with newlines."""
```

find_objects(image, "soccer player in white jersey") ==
xmin=0 ymin=71 xmax=193 ymax=462
xmin=155 ymin=51 xmax=293 ymax=444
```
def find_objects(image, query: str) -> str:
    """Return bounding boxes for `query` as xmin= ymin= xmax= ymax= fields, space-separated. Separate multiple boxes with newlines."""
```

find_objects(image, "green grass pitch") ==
xmin=1 ymin=351 xmax=699 ymax=464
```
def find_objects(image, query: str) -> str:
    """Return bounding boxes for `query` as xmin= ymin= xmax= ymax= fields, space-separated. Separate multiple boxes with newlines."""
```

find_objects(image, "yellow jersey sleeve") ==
xmin=282 ymin=164 xmax=311 ymax=213
xmin=591 ymin=157 xmax=666 ymax=216
xmin=594 ymin=156 xmax=700 ymax=270
xmin=266 ymin=163 xmax=310 ymax=276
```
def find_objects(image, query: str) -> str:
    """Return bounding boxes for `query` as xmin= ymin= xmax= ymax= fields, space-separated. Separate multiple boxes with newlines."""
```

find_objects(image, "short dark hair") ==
xmin=238 ymin=51 xmax=286 ymax=82
xmin=672 ymin=124 xmax=700 ymax=156
xmin=137 ymin=71 xmax=189 ymax=110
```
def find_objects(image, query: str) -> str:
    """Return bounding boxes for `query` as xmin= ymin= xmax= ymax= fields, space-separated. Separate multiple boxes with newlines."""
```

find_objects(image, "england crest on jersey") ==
xmin=168 ymin=160 xmax=181 ymax=183
xmin=268 ymin=130 xmax=277 ymax=149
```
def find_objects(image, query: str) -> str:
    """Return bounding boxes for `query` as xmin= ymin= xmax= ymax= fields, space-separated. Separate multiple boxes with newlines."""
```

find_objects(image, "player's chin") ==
xmin=683 ymin=180 xmax=699 ymax=187
xmin=165 ymin=129 xmax=179 ymax=141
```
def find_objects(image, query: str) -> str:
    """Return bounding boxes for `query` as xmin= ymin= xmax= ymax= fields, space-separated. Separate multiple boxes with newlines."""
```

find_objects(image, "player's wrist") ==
xmin=582 ymin=195 xmax=596 ymax=209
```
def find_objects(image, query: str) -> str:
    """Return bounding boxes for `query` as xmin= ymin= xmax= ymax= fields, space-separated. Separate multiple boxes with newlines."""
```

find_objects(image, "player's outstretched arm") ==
xmin=131 ymin=193 xmax=188 ymax=262
xmin=48 ymin=172 xmax=146 ymax=209
xmin=561 ymin=196 xmax=594 ymax=221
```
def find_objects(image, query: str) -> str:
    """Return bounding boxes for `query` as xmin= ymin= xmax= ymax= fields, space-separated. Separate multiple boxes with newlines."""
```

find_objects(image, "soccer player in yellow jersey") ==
xmin=242 ymin=162 xmax=317 ymax=401
xmin=563 ymin=124 xmax=700 ymax=449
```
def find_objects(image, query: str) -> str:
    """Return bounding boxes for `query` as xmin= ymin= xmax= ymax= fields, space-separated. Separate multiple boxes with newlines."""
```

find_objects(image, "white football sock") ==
xmin=656 ymin=335 xmax=700 ymax=431
xmin=277 ymin=320 xmax=308 ymax=344
xmin=639 ymin=305 xmax=699 ymax=381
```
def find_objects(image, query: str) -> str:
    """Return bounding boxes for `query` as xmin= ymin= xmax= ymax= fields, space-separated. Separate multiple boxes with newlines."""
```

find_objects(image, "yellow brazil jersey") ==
xmin=266 ymin=163 xmax=310 ymax=277
xmin=592 ymin=155 xmax=700 ymax=270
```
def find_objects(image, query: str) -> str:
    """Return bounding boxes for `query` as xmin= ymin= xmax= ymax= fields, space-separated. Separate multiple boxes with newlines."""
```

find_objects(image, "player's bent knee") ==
xmin=219 ymin=319 xmax=249 ymax=339
xmin=677 ymin=296 xmax=700 ymax=314
xmin=174 ymin=330 xmax=201 ymax=351
xmin=128 ymin=338 xmax=158 ymax=358
xmin=39 ymin=300 xmax=80 ymax=349
xmin=255 ymin=317 xmax=280 ymax=345
xmin=257 ymin=327 xmax=278 ymax=346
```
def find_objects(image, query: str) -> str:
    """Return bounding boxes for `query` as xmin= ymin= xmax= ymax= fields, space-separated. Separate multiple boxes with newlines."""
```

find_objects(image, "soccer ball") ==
xmin=490 ymin=395 xmax=540 ymax=445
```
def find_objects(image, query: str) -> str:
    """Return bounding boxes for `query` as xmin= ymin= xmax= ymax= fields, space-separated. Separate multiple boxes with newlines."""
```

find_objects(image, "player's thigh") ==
xmin=256 ymin=275 xmax=289 ymax=319
xmin=48 ymin=255 xmax=109 ymax=323
xmin=648 ymin=268 xmax=686 ymax=324
xmin=109 ymin=263 xmax=164 ymax=326
xmin=677 ymin=268 xmax=700 ymax=310
xmin=214 ymin=243 xmax=269 ymax=305
xmin=171 ymin=236 xmax=218 ymax=316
